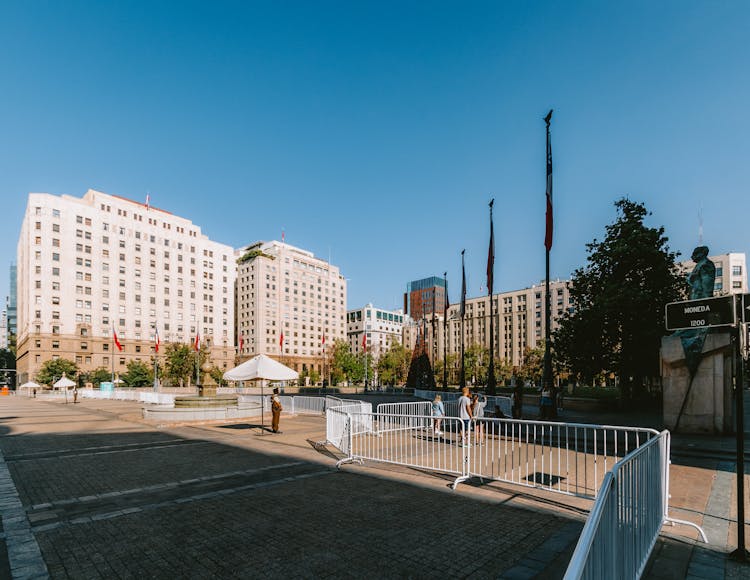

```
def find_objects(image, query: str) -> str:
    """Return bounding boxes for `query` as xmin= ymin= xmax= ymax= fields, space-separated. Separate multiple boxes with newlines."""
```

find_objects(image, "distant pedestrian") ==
xmin=73 ymin=387 xmax=78 ymax=404
xmin=271 ymin=387 xmax=283 ymax=433
xmin=540 ymin=386 xmax=553 ymax=420
xmin=512 ymin=384 xmax=523 ymax=419
xmin=432 ymin=395 xmax=445 ymax=435
xmin=457 ymin=387 xmax=473 ymax=446
xmin=32 ymin=388 xmax=37 ymax=398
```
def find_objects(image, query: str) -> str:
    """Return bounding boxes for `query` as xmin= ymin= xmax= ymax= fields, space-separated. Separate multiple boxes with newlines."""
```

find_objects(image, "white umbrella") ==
xmin=223 ymin=354 xmax=299 ymax=382
xmin=53 ymin=375 xmax=76 ymax=389
xmin=19 ymin=381 xmax=41 ymax=395
xmin=223 ymin=354 xmax=298 ymax=433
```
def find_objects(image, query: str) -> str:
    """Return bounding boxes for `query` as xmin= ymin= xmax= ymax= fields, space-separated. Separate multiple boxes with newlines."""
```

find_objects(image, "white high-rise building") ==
xmin=347 ymin=304 xmax=405 ymax=360
xmin=235 ymin=240 xmax=346 ymax=378
xmin=16 ymin=190 xmax=236 ymax=384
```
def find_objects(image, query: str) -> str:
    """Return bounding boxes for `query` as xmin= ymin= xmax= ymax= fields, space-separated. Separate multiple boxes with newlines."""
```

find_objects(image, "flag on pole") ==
xmin=487 ymin=199 xmax=495 ymax=295
xmin=239 ymin=336 xmax=244 ymax=351
xmin=362 ymin=333 xmax=367 ymax=351
xmin=460 ymin=250 xmax=466 ymax=318
xmin=193 ymin=332 xmax=200 ymax=351
xmin=443 ymin=274 xmax=449 ymax=320
xmin=113 ymin=327 xmax=123 ymax=352
xmin=154 ymin=327 xmax=160 ymax=353
xmin=280 ymin=331 xmax=284 ymax=351
xmin=544 ymin=110 xmax=554 ymax=251
xmin=321 ymin=333 xmax=326 ymax=346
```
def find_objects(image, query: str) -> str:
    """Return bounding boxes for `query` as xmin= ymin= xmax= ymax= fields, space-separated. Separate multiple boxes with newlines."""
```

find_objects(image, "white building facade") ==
xmin=347 ymin=304 xmax=405 ymax=360
xmin=235 ymin=241 xmax=346 ymax=377
xmin=16 ymin=190 xmax=236 ymax=384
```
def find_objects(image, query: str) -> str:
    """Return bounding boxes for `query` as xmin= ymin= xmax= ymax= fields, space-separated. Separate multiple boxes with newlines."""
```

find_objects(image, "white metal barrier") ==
xmin=376 ymin=402 xmax=433 ymax=433
xmin=414 ymin=390 xmax=512 ymax=418
xmin=564 ymin=433 xmax=666 ymax=579
xmin=326 ymin=402 xmax=706 ymax=578
xmin=467 ymin=419 xmax=659 ymax=498
xmin=293 ymin=396 xmax=326 ymax=414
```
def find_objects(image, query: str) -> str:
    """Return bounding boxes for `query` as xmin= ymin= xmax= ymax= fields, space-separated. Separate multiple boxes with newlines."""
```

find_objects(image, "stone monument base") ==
xmin=661 ymin=332 xmax=734 ymax=434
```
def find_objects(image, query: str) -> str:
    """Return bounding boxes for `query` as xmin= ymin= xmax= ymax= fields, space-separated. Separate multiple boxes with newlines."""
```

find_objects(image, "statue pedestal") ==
xmin=661 ymin=332 xmax=734 ymax=434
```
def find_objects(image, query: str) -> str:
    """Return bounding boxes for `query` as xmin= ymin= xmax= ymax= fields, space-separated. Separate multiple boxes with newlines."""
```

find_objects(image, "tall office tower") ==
xmin=235 ymin=240 xmax=347 ymax=377
xmin=16 ymin=190 xmax=236 ymax=384
xmin=7 ymin=263 xmax=17 ymax=342
xmin=404 ymin=276 xmax=447 ymax=321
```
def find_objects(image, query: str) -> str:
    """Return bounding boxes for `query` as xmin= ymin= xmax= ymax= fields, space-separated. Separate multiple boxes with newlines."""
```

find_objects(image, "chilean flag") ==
xmin=280 ymin=331 xmax=284 ymax=351
xmin=239 ymin=335 xmax=244 ymax=351
xmin=362 ymin=333 xmax=367 ymax=351
xmin=113 ymin=327 xmax=123 ymax=352
xmin=193 ymin=332 xmax=200 ymax=351
xmin=154 ymin=327 xmax=160 ymax=353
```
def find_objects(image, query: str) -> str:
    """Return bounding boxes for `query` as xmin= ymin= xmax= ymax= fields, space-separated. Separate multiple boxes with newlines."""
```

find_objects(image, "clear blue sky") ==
xmin=1 ymin=1 xmax=748 ymax=311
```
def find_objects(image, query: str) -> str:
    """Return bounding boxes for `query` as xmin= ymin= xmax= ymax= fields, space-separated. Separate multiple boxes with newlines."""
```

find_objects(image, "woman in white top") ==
xmin=431 ymin=395 xmax=445 ymax=435
xmin=472 ymin=393 xmax=487 ymax=443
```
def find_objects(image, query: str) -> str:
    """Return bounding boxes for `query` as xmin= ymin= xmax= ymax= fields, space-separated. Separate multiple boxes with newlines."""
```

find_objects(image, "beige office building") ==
xmin=235 ymin=241 xmax=346 ymax=376
xmin=16 ymin=190 xmax=236 ymax=384
xmin=411 ymin=280 xmax=572 ymax=375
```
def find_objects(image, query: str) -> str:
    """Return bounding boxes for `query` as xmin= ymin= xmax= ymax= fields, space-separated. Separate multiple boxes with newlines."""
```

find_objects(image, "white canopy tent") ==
xmin=53 ymin=375 xmax=76 ymax=389
xmin=18 ymin=381 xmax=41 ymax=396
xmin=223 ymin=354 xmax=299 ymax=433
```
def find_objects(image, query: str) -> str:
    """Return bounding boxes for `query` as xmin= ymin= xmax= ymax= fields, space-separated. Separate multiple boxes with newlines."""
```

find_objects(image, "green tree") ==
xmin=79 ymin=367 xmax=112 ymax=387
xmin=464 ymin=344 xmax=489 ymax=386
xmin=164 ymin=343 xmax=205 ymax=387
xmin=330 ymin=340 xmax=362 ymax=385
xmin=432 ymin=352 xmax=458 ymax=386
xmin=36 ymin=358 xmax=78 ymax=386
xmin=516 ymin=344 xmax=545 ymax=386
xmin=553 ymin=198 xmax=684 ymax=402
xmin=377 ymin=341 xmax=412 ymax=385
xmin=121 ymin=360 xmax=154 ymax=388
xmin=208 ymin=365 xmax=227 ymax=387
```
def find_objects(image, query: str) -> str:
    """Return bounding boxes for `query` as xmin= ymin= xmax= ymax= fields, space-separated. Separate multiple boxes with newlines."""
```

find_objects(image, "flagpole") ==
xmin=432 ymin=287 xmax=436 ymax=386
xmin=487 ymin=198 xmax=497 ymax=395
xmin=460 ymin=249 xmax=466 ymax=390
xmin=543 ymin=110 xmax=554 ymax=401
xmin=111 ymin=330 xmax=115 ymax=385
xmin=443 ymin=272 xmax=448 ymax=389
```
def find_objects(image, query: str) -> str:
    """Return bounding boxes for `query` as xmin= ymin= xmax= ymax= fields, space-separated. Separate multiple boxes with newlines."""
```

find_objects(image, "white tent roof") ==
xmin=223 ymin=354 xmax=299 ymax=382
xmin=53 ymin=376 xmax=76 ymax=388
xmin=19 ymin=381 xmax=41 ymax=390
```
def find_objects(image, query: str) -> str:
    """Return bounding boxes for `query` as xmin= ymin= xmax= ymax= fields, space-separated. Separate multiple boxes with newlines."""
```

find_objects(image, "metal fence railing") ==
xmin=325 ymin=402 xmax=706 ymax=579
xmin=376 ymin=402 xmax=433 ymax=433
xmin=564 ymin=433 xmax=666 ymax=580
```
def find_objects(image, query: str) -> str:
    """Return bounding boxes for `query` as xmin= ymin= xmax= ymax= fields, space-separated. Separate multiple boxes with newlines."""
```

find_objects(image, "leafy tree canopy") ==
xmin=36 ymin=358 xmax=78 ymax=386
xmin=553 ymin=198 xmax=685 ymax=401
xmin=377 ymin=341 xmax=412 ymax=385
xmin=121 ymin=360 xmax=154 ymax=388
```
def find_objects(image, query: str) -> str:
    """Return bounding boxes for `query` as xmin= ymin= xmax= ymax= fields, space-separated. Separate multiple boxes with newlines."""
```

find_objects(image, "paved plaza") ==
xmin=0 ymin=395 xmax=748 ymax=579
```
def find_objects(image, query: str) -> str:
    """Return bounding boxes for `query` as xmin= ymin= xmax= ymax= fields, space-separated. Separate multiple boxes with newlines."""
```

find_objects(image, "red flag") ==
xmin=113 ymin=327 xmax=123 ymax=352
xmin=280 ymin=331 xmax=284 ymax=350
xmin=544 ymin=110 xmax=553 ymax=251
xmin=321 ymin=333 xmax=326 ymax=346
xmin=193 ymin=332 xmax=200 ymax=351
xmin=154 ymin=327 xmax=160 ymax=353
xmin=362 ymin=333 xmax=367 ymax=351
xmin=239 ymin=336 xmax=244 ymax=350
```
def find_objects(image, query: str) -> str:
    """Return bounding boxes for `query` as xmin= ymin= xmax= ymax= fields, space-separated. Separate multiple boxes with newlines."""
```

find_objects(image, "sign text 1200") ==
xmin=690 ymin=319 xmax=705 ymax=327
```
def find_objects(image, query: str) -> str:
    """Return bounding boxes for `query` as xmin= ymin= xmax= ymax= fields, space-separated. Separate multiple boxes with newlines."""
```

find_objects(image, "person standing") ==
xmin=271 ymin=387 xmax=283 ymax=433
xmin=472 ymin=393 xmax=487 ymax=444
xmin=432 ymin=395 xmax=445 ymax=435
xmin=512 ymin=384 xmax=523 ymax=419
xmin=457 ymin=387 xmax=473 ymax=446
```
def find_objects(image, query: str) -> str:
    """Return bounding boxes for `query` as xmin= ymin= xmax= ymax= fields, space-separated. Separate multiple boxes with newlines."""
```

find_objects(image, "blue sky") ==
xmin=1 ymin=1 xmax=748 ymax=311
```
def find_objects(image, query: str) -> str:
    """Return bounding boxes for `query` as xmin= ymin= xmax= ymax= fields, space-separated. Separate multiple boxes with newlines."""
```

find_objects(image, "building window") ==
xmin=732 ymin=265 xmax=743 ymax=276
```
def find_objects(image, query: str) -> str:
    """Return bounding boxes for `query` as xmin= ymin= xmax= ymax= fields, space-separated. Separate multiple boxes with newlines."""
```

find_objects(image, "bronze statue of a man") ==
xmin=687 ymin=246 xmax=715 ymax=300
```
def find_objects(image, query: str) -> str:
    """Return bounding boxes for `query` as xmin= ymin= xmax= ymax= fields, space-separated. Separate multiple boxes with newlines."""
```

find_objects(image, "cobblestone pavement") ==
xmin=0 ymin=397 xmax=580 ymax=579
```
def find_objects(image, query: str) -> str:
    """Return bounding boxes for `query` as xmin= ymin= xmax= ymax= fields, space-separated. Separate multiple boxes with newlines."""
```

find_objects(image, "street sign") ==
xmin=665 ymin=295 xmax=737 ymax=331
xmin=742 ymin=293 xmax=750 ymax=324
